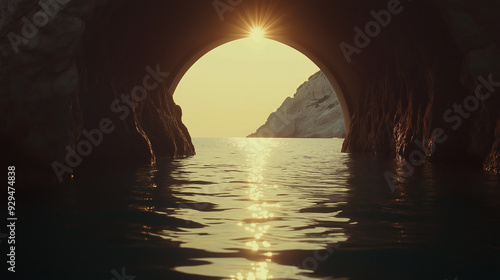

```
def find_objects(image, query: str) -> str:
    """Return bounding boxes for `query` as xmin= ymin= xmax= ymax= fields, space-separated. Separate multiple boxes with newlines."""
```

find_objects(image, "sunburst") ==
xmin=249 ymin=26 xmax=266 ymax=41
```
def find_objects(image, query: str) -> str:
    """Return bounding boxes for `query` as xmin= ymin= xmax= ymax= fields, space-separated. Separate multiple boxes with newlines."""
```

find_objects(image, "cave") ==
xmin=2 ymin=0 xmax=499 ymax=184
xmin=2 ymin=1 xmax=500 ymax=279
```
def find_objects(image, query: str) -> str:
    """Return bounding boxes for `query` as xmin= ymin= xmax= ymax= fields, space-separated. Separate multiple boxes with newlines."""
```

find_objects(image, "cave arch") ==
xmin=168 ymin=36 xmax=352 ymax=132
xmin=2 ymin=0 xmax=499 ymax=181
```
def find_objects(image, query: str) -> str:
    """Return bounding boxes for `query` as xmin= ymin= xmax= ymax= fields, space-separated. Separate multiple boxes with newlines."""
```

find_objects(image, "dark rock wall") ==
xmin=434 ymin=0 xmax=500 ymax=172
xmin=75 ymin=0 xmax=195 ymax=176
xmin=0 ymin=0 xmax=194 ymax=182
xmin=342 ymin=0 xmax=500 ymax=172
xmin=0 ymin=0 xmax=93 ymax=180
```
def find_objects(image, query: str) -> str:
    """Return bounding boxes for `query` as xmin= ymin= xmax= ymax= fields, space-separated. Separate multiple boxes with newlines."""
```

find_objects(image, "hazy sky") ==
xmin=174 ymin=36 xmax=320 ymax=138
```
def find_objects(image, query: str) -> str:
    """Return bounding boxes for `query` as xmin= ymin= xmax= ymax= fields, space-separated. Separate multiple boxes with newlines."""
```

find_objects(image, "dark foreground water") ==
xmin=7 ymin=138 xmax=500 ymax=279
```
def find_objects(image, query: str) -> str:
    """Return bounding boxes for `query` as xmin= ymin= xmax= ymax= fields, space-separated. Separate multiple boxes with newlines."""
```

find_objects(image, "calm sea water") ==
xmin=12 ymin=138 xmax=500 ymax=280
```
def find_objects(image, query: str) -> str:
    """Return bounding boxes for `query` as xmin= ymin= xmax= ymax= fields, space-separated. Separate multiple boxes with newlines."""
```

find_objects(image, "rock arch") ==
xmin=1 ymin=0 xmax=499 ymax=182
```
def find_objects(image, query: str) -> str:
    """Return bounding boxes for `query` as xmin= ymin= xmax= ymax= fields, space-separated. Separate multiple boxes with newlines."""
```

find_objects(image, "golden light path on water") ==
xmin=168 ymin=138 xmax=350 ymax=279
xmin=231 ymin=139 xmax=278 ymax=280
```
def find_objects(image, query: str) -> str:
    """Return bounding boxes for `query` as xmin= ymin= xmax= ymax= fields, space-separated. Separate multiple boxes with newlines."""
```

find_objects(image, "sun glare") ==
xmin=249 ymin=27 xmax=265 ymax=41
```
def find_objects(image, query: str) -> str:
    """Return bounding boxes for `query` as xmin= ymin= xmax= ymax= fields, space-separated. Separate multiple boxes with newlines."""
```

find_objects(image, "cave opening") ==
xmin=172 ymin=36 xmax=348 ymax=139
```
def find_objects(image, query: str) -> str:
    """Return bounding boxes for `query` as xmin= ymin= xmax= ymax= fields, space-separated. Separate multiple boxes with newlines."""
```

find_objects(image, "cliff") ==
xmin=248 ymin=71 xmax=345 ymax=138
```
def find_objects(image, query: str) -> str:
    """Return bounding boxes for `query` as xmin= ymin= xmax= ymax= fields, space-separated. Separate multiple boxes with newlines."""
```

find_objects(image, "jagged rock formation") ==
xmin=248 ymin=71 xmax=345 ymax=138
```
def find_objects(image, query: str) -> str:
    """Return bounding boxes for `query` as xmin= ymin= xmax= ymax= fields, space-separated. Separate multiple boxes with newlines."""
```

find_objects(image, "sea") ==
xmin=11 ymin=137 xmax=500 ymax=280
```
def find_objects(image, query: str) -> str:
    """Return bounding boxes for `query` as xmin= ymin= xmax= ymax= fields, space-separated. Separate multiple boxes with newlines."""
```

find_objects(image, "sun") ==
xmin=249 ymin=27 xmax=266 ymax=41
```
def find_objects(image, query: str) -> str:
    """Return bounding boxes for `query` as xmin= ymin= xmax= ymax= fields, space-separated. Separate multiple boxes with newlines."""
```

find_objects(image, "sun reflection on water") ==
xmin=167 ymin=138 xmax=351 ymax=279
xmin=230 ymin=139 xmax=281 ymax=280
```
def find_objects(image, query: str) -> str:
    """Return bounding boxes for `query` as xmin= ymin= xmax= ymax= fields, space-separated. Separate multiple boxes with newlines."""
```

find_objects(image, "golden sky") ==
xmin=174 ymin=36 xmax=320 ymax=138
